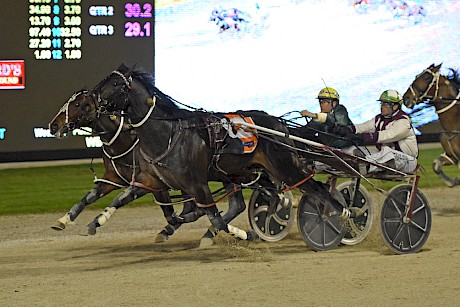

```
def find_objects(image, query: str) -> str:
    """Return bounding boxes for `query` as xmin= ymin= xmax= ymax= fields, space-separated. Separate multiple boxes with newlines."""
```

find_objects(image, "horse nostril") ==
xmin=403 ymin=97 xmax=410 ymax=106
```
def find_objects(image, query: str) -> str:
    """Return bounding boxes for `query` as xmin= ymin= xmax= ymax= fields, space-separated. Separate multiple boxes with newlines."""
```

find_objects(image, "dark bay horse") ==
xmin=91 ymin=64 xmax=343 ymax=241
xmin=403 ymin=63 xmax=460 ymax=187
xmin=49 ymin=90 xmax=245 ymax=245
xmin=48 ymin=90 xmax=212 ymax=242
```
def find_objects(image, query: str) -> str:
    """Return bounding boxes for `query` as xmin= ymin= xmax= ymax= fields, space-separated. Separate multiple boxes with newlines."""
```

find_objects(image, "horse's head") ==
xmin=94 ymin=64 xmax=134 ymax=113
xmin=403 ymin=63 xmax=441 ymax=108
xmin=49 ymin=89 xmax=98 ymax=138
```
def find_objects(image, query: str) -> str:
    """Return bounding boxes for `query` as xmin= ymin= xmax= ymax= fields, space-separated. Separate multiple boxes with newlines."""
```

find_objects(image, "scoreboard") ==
xmin=0 ymin=0 xmax=154 ymax=161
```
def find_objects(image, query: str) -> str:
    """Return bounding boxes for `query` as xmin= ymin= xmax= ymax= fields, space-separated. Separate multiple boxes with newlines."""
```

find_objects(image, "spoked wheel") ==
xmin=248 ymin=188 xmax=294 ymax=242
xmin=380 ymin=184 xmax=432 ymax=254
xmin=297 ymin=194 xmax=346 ymax=251
xmin=336 ymin=180 xmax=374 ymax=245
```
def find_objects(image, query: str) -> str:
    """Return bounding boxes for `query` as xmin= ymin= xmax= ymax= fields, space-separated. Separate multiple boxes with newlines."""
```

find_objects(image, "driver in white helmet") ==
xmin=300 ymin=87 xmax=354 ymax=148
xmin=334 ymin=89 xmax=418 ymax=174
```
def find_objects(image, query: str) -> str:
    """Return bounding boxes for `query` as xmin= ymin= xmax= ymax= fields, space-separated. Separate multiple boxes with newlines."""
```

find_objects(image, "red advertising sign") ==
xmin=0 ymin=60 xmax=25 ymax=89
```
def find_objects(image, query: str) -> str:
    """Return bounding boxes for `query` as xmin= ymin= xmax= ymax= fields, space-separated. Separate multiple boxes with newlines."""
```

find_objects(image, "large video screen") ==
xmin=0 ymin=0 xmax=154 ymax=160
xmin=155 ymin=0 xmax=460 ymax=134
xmin=1 ymin=0 xmax=458 ymax=162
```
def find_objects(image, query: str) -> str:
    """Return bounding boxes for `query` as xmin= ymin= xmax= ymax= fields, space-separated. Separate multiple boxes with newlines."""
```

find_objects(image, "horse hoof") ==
xmin=87 ymin=226 xmax=97 ymax=236
xmin=443 ymin=180 xmax=455 ymax=188
xmin=51 ymin=221 xmax=65 ymax=231
xmin=154 ymin=233 xmax=168 ymax=243
xmin=246 ymin=230 xmax=260 ymax=242
xmin=198 ymin=237 xmax=214 ymax=249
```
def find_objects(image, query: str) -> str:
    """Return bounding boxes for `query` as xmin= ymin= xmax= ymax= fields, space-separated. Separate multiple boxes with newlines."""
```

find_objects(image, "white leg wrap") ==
xmin=278 ymin=193 xmax=291 ymax=208
xmin=97 ymin=207 xmax=117 ymax=226
xmin=57 ymin=213 xmax=72 ymax=226
xmin=340 ymin=208 xmax=351 ymax=220
xmin=227 ymin=224 xmax=248 ymax=240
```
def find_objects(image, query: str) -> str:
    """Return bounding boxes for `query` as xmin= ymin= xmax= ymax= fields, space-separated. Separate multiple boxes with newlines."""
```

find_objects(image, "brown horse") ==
xmin=403 ymin=63 xmax=460 ymax=187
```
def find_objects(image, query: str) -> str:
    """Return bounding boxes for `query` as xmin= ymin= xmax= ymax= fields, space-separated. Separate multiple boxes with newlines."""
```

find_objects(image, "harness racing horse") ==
xmin=49 ymin=89 xmax=266 ymax=246
xmin=403 ymin=63 xmax=460 ymax=187
xmin=48 ymin=90 xmax=211 ymax=242
xmin=92 ymin=64 xmax=345 ymax=245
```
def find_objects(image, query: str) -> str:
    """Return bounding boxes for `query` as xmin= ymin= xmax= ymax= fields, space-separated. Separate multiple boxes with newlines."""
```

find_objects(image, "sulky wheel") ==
xmin=336 ymin=180 xmax=374 ymax=245
xmin=297 ymin=194 xmax=346 ymax=251
xmin=380 ymin=184 xmax=432 ymax=254
xmin=248 ymin=188 xmax=294 ymax=242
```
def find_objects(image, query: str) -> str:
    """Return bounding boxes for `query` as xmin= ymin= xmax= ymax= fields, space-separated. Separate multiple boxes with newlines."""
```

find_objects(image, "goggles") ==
xmin=380 ymin=101 xmax=394 ymax=108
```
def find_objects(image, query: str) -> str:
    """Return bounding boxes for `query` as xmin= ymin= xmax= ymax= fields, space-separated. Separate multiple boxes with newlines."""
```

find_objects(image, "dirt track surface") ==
xmin=1 ymin=188 xmax=460 ymax=307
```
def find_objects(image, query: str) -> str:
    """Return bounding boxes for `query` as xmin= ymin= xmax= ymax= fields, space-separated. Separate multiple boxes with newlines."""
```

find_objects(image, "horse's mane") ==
xmin=446 ymin=68 xmax=460 ymax=91
xmin=127 ymin=66 xmax=196 ymax=117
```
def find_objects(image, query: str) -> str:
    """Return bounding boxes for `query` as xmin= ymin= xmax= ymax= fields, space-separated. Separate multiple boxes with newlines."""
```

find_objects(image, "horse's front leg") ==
xmin=51 ymin=183 xmax=120 ymax=231
xmin=192 ymin=184 xmax=256 ymax=248
xmin=200 ymin=185 xmax=247 ymax=247
xmin=154 ymin=190 xmax=190 ymax=243
xmin=86 ymin=185 xmax=148 ymax=235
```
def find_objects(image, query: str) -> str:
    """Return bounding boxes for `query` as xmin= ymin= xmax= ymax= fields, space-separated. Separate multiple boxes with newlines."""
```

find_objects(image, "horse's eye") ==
xmin=75 ymin=102 xmax=80 ymax=107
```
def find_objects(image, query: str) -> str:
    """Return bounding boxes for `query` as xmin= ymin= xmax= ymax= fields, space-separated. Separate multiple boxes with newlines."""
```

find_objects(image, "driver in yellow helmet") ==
xmin=300 ymin=87 xmax=353 ymax=148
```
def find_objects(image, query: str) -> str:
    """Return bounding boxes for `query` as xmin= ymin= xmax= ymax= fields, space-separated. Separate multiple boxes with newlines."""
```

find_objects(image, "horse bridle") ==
xmin=93 ymin=70 xmax=133 ymax=112
xmin=409 ymin=67 xmax=460 ymax=164
xmin=50 ymin=90 xmax=97 ymax=133
xmin=408 ymin=68 xmax=460 ymax=114
xmin=97 ymin=69 xmax=159 ymax=128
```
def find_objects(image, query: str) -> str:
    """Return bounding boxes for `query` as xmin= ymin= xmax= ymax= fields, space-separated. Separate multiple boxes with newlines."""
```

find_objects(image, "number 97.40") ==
xmin=124 ymin=21 xmax=151 ymax=37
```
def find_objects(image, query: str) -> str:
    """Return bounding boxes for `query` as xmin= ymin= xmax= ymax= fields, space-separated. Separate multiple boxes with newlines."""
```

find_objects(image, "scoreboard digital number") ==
xmin=124 ymin=3 xmax=152 ymax=37
xmin=27 ymin=0 xmax=153 ymax=60
xmin=0 ymin=1 xmax=154 ymax=161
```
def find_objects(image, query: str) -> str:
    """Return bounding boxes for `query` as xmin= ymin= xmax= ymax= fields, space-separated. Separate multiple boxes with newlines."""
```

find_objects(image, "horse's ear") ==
xmin=434 ymin=63 xmax=442 ymax=72
xmin=118 ymin=63 xmax=129 ymax=72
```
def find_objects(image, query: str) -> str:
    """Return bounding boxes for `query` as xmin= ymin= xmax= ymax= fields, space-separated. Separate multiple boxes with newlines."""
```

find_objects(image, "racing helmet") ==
xmin=317 ymin=87 xmax=340 ymax=102
xmin=377 ymin=90 xmax=402 ymax=105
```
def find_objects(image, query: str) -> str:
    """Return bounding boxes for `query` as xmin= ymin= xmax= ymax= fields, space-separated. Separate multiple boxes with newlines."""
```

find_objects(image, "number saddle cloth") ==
xmin=217 ymin=114 xmax=258 ymax=155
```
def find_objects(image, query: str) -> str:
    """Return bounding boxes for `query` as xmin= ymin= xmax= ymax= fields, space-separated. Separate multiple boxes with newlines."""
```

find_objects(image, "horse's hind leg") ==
xmin=86 ymin=185 xmax=148 ymax=235
xmin=51 ymin=183 xmax=119 ymax=231
xmin=433 ymin=157 xmax=460 ymax=187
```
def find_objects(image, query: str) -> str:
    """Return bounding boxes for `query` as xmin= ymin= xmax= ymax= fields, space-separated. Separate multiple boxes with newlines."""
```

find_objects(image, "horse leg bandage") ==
xmin=227 ymin=224 xmax=248 ymax=240
xmin=56 ymin=212 xmax=72 ymax=226
xmin=97 ymin=207 xmax=117 ymax=226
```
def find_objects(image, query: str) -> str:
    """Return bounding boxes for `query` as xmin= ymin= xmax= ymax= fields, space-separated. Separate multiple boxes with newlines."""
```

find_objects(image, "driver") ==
xmin=300 ymin=87 xmax=353 ymax=148
xmin=334 ymin=89 xmax=418 ymax=174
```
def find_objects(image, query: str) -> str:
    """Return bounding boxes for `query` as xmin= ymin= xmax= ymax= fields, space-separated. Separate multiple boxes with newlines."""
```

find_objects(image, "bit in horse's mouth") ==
xmin=54 ymin=127 xmax=69 ymax=139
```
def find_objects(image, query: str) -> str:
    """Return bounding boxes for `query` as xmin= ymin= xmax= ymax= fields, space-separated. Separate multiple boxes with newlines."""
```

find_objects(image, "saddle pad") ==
xmin=222 ymin=114 xmax=258 ymax=153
